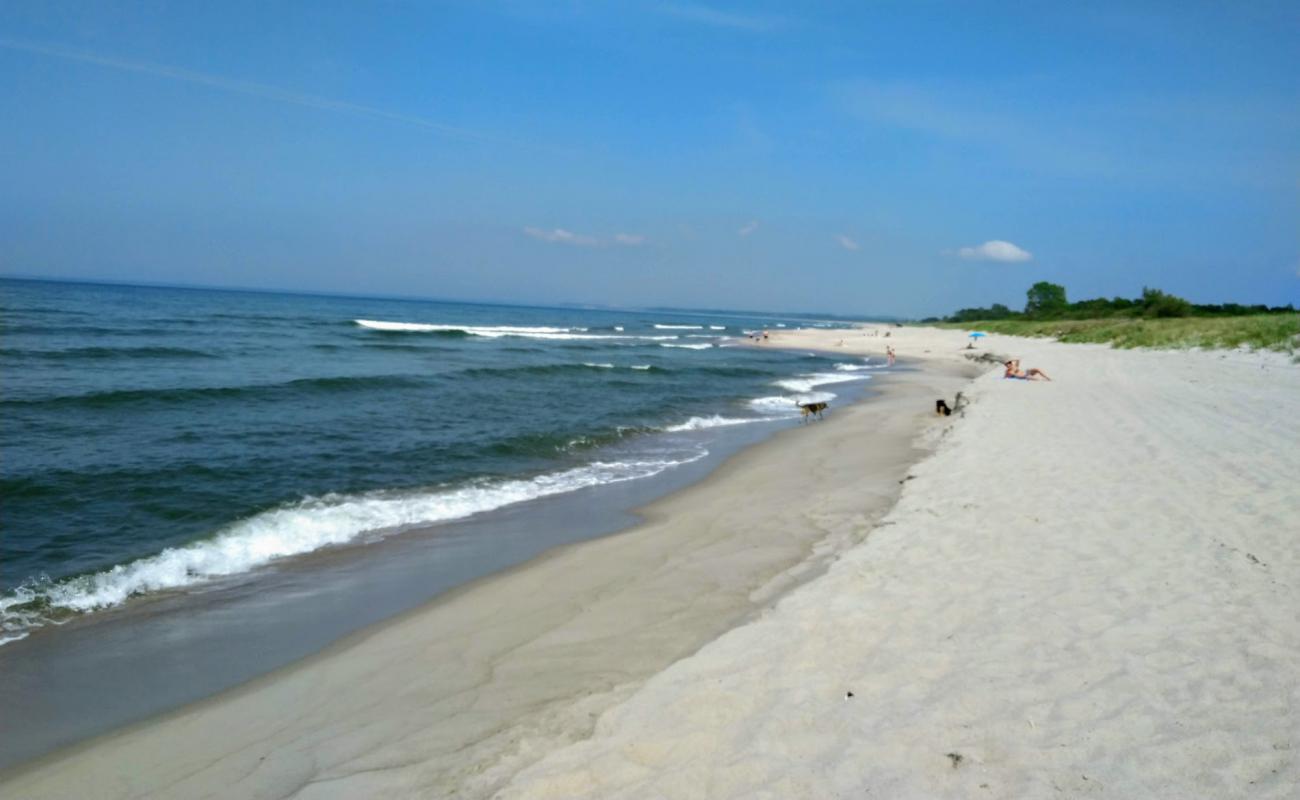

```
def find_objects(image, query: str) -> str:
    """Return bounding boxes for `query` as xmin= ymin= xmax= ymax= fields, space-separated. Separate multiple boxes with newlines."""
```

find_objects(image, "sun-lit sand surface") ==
xmin=497 ymin=326 xmax=1300 ymax=799
xmin=4 ymin=325 xmax=1296 ymax=799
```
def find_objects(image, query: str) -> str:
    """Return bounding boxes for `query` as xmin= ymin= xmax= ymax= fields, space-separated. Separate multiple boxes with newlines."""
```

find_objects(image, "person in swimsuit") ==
xmin=1003 ymin=359 xmax=1051 ymax=381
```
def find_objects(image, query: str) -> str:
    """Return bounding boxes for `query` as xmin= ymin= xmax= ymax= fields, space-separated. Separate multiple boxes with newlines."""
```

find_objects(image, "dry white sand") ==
xmin=496 ymin=327 xmax=1300 ymax=799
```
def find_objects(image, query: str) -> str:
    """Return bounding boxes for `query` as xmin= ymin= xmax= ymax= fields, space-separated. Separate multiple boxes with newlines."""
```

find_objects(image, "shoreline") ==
xmin=0 ymin=352 xmax=977 ymax=796
xmin=498 ymin=327 xmax=1300 ymax=799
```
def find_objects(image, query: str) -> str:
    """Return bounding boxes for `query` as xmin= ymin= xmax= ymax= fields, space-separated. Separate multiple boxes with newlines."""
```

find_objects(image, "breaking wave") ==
xmin=663 ymin=415 xmax=758 ymax=432
xmin=354 ymin=319 xmax=674 ymax=341
xmin=773 ymin=372 xmax=869 ymax=393
xmin=0 ymin=453 xmax=706 ymax=642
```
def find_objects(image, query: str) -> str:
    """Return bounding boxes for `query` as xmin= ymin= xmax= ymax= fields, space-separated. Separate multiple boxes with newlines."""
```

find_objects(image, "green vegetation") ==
xmin=941 ymin=314 xmax=1299 ymax=352
xmin=928 ymin=282 xmax=1299 ymax=353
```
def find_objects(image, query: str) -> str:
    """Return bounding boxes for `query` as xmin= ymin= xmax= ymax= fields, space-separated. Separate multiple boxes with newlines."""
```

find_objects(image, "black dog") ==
xmin=935 ymin=399 xmax=951 ymax=416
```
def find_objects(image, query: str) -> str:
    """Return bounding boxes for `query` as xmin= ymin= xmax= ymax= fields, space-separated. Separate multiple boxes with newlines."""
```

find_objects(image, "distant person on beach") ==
xmin=1003 ymin=359 xmax=1051 ymax=381
xmin=886 ymin=346 xmax=896 ymax=366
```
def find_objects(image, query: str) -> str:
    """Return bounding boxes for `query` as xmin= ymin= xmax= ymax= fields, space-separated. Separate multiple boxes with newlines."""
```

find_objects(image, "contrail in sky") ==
xmin=0 ymin=37 xmax=521 ymax=148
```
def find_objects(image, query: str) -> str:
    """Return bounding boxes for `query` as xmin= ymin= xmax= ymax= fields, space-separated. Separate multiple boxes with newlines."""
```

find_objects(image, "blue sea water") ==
xmin=0 ymin=278 xmax=874 ymax=644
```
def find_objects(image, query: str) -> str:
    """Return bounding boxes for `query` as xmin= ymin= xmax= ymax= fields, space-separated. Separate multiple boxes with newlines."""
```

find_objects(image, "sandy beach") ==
xmin=4 ymin=326 xmax=1297 ymax=799
xmin=500 ymin=327 xmax=1300 ymax=799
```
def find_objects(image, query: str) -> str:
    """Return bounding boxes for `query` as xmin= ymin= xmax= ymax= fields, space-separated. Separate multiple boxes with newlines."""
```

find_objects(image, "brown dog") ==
xmin=798 ymin=401 xmax=828 ymax=422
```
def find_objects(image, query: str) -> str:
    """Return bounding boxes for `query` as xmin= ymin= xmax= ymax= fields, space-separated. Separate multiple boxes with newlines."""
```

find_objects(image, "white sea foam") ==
xmin=354 ymin=320 xmax=672 ymax=341
xmin=0 ymin=454 xmax=706 ymax=638
xmin=654 ymin=324 xmax=704 ymax=330
xmin=748 ymin=391 xmax=836 ymax=414
xmin=614 ymin=326 xmax=624 ymax=331
xmin=834 ymin=360 xmax=877 ymax=371
xmin=583 ymin=362 xmax=615 ymax=369
xmin=710 ymin=325 xmax=726 ymax=330
xmin=773 ymin=372 xmax=869 ymax=393
xmin=660 ymin=343 xmax=713 ymax=350
xmin=631 ymin=364 xmax=653 ymax=370
xmin=663 ymin=415 xmax=758 ymax=432
xmin=356 ymin=319 xmax=571 ymax=334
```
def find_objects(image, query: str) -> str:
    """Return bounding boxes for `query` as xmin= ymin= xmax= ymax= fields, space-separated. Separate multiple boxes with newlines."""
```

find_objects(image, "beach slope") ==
xmin=499 ymin=328 xmax=1300 ymax=799
xmin=0 ymin=359 xmax=971 ymax=798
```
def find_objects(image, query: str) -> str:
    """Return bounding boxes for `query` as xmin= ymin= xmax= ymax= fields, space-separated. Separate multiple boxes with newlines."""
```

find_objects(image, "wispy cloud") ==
xmin=836 ymin=234 xmax=860 ymax=251
xmin=834 ymin=79 xmax=1121 ymax=180
xmin=523 ymin=227 xmax=645 ymax=247
xmin=659 ymin=4 xmax=783 ymax=32
xmin=523 ymin=227 xmax=599 ymax=246
xmin=738 ymin=220 xmax=759 ymax=237
xmin=951 ymin=240 xmax=1033 ymax=263
xmin=832 ymin=78 xmax=1299 ymax=189
xmin=0 ymin=37 xmax=510 ymax=146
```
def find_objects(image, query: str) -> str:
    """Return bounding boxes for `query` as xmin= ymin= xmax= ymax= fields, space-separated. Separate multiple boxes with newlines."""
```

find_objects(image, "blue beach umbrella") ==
xmin=968 ymin=331 xmax=987 ymax=339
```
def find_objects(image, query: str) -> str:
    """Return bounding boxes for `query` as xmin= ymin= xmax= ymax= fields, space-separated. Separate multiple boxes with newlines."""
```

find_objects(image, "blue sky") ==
xmin=2 ymin=1 xmax=1297 ymax=316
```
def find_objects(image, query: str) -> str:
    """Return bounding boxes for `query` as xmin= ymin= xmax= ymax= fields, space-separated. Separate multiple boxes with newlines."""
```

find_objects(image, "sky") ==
xmin=1 ymin=1 xmax=1297 ymax=317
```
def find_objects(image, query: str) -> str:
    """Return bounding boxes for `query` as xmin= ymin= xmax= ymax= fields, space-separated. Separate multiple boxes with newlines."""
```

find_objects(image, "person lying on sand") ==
xmin=1004 ymin=359 xmax=1051 ymax=381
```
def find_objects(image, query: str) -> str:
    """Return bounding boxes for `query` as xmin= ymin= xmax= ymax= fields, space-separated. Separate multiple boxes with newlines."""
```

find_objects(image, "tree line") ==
xmin=933 ymin=282 xmax=1296 ymax=324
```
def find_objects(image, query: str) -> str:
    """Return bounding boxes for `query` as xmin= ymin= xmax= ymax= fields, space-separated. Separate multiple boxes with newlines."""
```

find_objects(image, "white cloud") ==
xmin=0 ymin=37 xmax=506 ymax=146
xmin=523 ymin=227 xmax=598 ymax=247
xmin=738 ymin=220 xmax=759 ymax=237
xmin=836 ymin=234 xmax=860 ymax=251
xmin=523 ymin=227 xmax=645 ymax=247
xmin=954 ymin=240 xmax=1033 ymax=263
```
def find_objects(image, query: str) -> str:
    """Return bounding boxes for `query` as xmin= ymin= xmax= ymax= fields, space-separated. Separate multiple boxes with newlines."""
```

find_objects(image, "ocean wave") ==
xmin=0 ymin=453 xmax=707 ymax=641
xmin=1 ymin=374 xmax=430 ymax=410
xmin=653 ymin=324 xmax=704 ymax=330
xmin=834 ymin=361 xmax=878 ymax=371
xmin=773 ymin=372 xmax=870 ymax=393
xmin=462 ymin=362 xmax=669 ymax=381
xmin=354 ymin=319 xmax=667 ymax=341
xmin=663 ymin=415 xmax=758 ymax=432
xmin=660 ymin=343 xmax=713 ymax=350
xmin=484 ymin=425 xmax=657 ymax=457
xmin=748 ymin=391 xmax=836 ymax=415
xmin=2 ymin=346 xmax=219 ymax=362
xmin=578 ymin=363 xmax=665 ymax=372
xmin=356 ymin=319 xmax=572 ymax=334
xmin=709 ymin=325 xmax=726 ymax=330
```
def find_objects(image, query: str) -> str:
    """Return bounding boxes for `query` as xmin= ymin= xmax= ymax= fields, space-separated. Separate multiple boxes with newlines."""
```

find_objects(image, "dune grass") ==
xmin=936 ymin=314 xmax=1300 ymax=354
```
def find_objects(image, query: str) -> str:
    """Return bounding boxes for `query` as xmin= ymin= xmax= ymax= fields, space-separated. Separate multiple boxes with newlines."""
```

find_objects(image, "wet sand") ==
xmin=0 ymin=357 xmax=974 ymax=798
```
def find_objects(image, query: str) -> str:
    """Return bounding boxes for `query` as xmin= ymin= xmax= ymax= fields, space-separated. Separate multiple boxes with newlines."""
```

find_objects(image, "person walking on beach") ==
xmin=886 ymin=346 xmax=896 ymax=366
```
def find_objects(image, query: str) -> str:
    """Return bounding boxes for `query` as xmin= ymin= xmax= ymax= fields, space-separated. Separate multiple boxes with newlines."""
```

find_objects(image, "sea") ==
xmin=0 ymin=278 xmax=883 ymax=766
